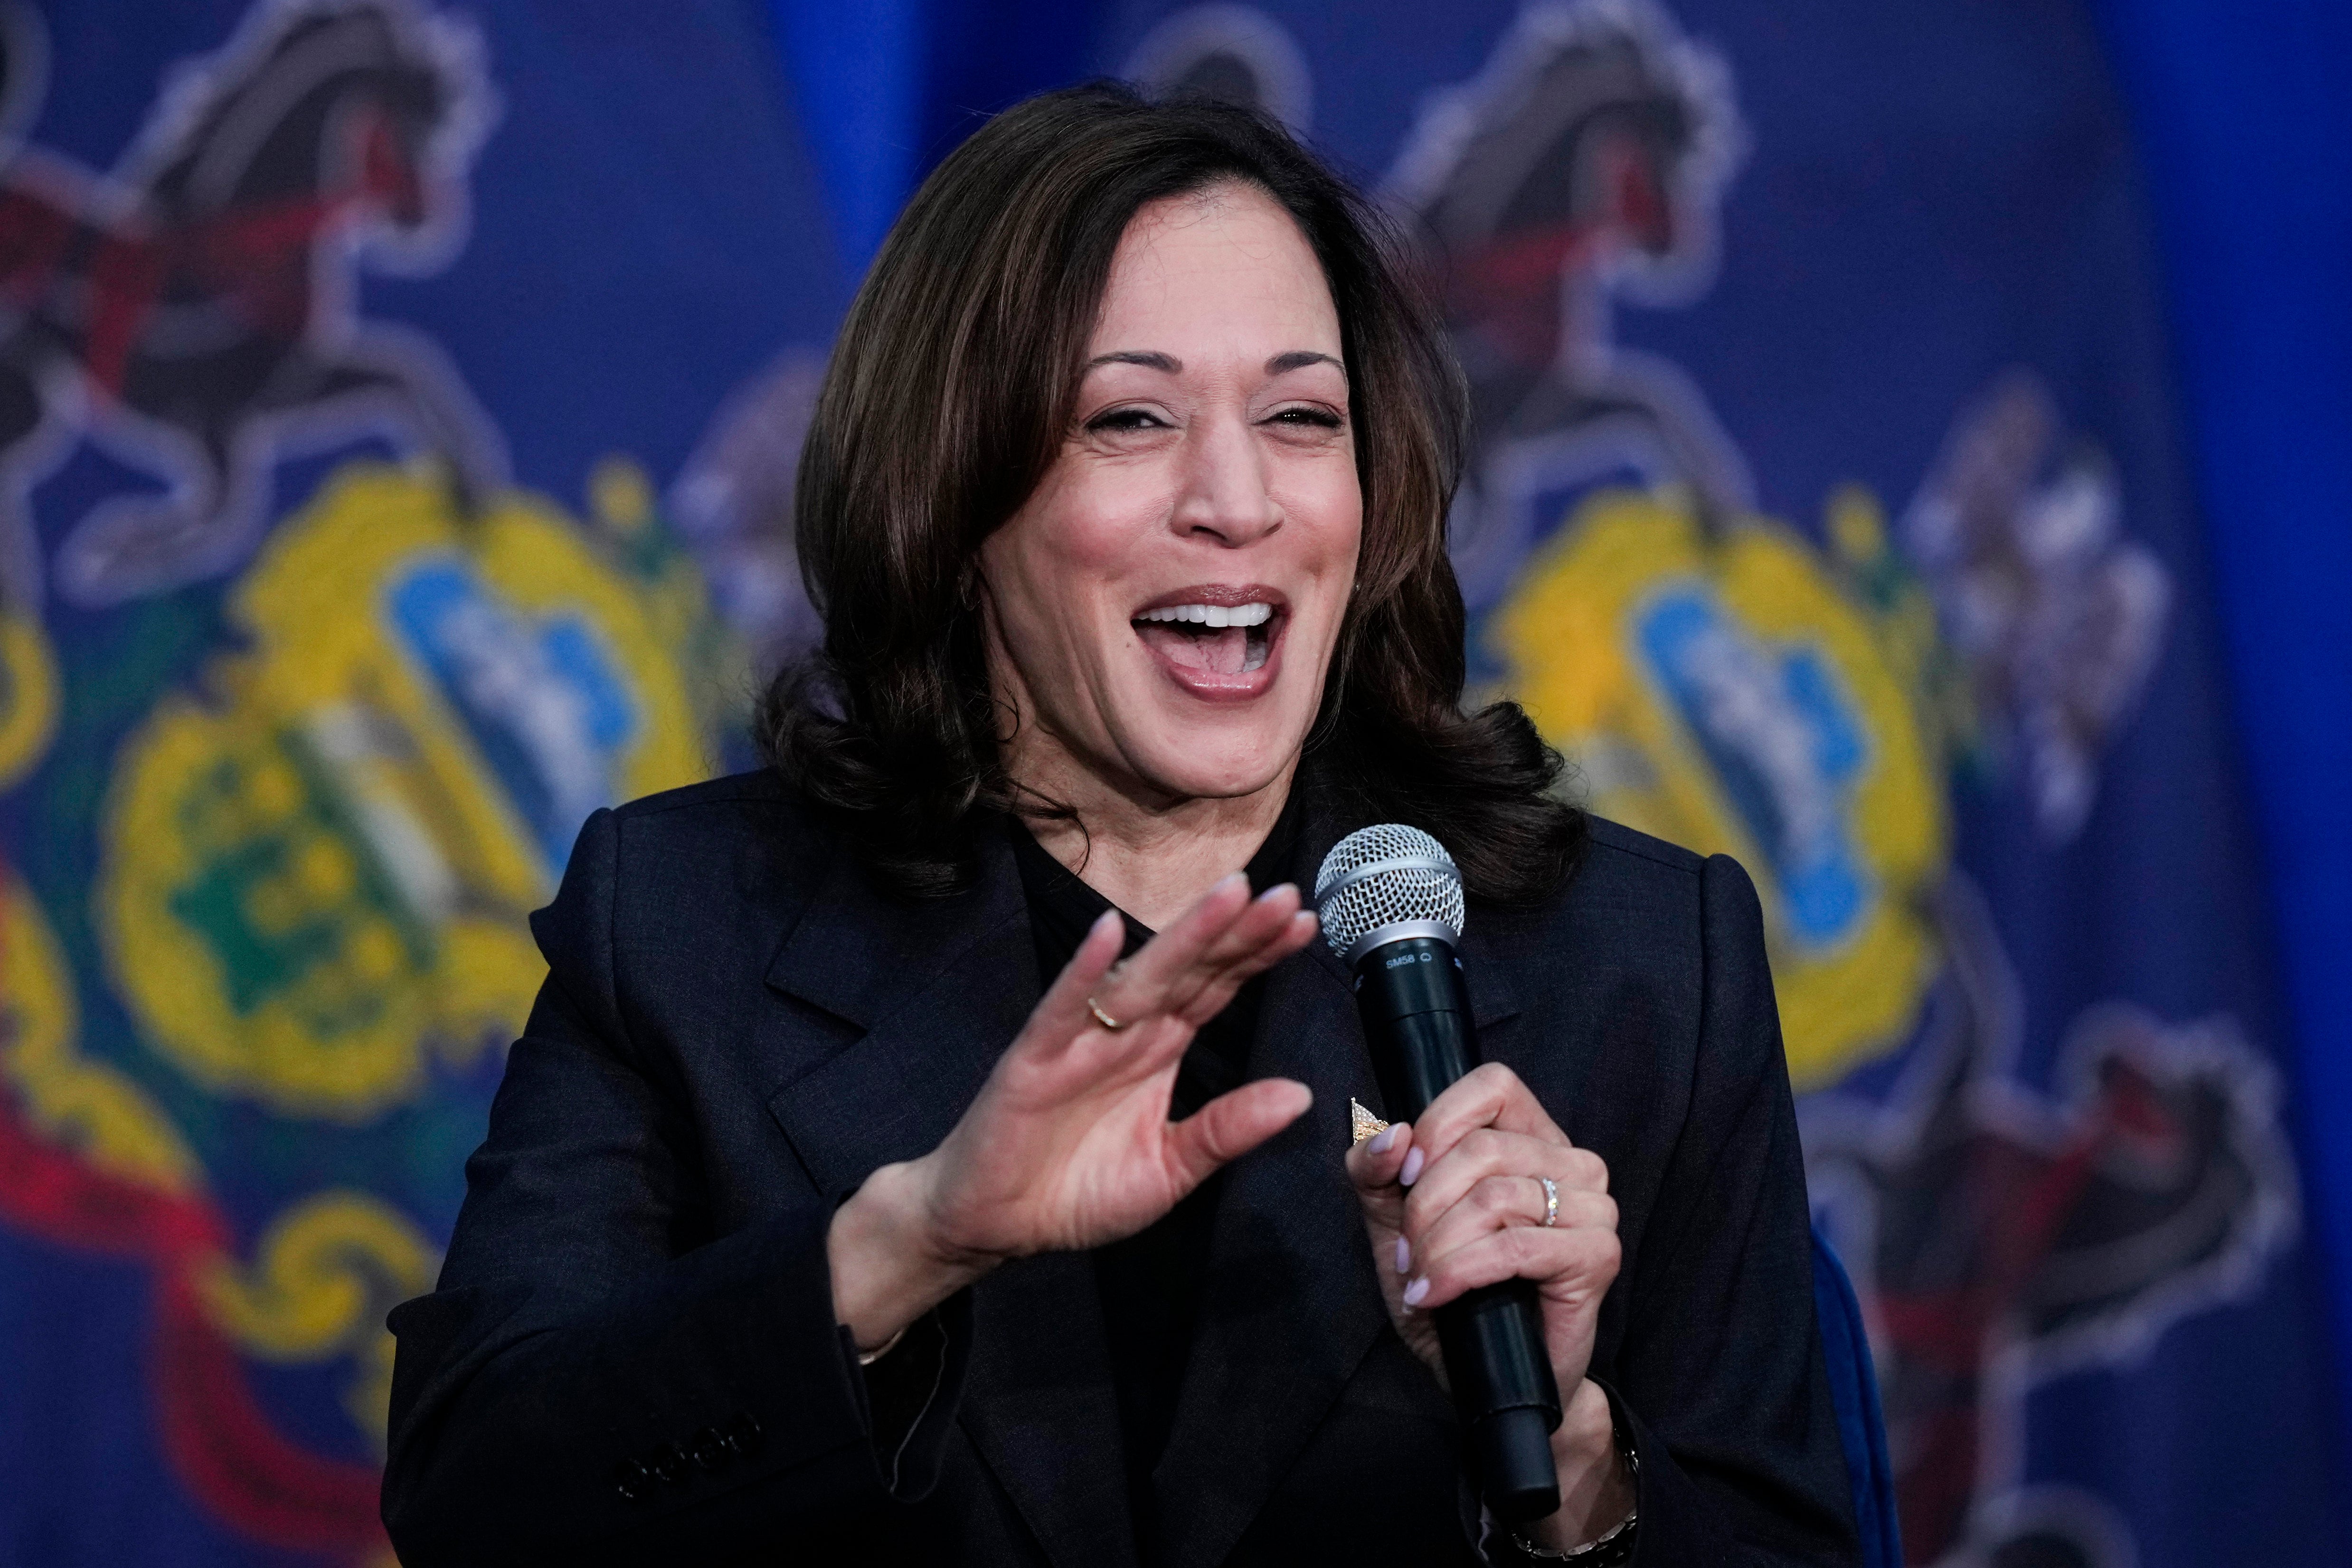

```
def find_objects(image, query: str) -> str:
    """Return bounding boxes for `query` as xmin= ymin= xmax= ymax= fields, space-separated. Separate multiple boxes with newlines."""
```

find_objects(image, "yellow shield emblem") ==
xmin=1496 ymin=489 xmax=1948 ymax=1086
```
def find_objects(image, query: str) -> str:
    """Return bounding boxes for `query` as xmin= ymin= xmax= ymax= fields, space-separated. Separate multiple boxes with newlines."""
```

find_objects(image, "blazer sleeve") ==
xmin=1604 ymin=854 xmax=1861 ymax=1567
xmin=381 ymin=807 xmax=969 ymax=1566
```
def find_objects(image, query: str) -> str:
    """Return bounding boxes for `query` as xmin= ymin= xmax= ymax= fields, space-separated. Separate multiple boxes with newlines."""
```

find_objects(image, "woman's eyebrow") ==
xmin=1081 ymin=350 xmax=1345 ymax=376
xmin=1085 ymin=350 xmax=1181 ymax=372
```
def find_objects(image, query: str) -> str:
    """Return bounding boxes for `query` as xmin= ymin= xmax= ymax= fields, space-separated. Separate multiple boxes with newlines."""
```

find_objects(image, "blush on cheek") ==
xmin=1133 ymin=621 xmax=1271 ymax=675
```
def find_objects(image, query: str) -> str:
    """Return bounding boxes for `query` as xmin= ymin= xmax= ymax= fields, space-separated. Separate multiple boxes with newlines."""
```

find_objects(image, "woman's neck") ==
xmin=1011 ymin=746 xmax=1298 ymax=932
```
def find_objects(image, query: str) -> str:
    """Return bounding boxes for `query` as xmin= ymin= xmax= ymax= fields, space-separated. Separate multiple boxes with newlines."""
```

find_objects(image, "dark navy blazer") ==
xmin=382 ymin=770 xmax=1859 ymax=1566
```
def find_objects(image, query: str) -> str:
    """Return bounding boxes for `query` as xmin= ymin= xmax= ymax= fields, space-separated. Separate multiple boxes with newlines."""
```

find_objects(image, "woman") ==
xmin=383 ymin=86 xmax=1858 ymax=1567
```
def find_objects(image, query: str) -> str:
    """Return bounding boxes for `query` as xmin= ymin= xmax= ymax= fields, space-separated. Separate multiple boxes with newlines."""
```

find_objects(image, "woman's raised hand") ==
xmin=828 ymin=874 xmax=1318 ymax=1351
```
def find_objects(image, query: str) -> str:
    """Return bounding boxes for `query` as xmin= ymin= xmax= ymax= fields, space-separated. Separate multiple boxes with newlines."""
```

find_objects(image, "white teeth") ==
xmin=1136 ymin=602 xmax=1274 ymax=627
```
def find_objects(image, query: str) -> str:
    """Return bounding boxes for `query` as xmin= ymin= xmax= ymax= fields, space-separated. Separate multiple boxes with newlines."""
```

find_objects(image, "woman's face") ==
xmin=979 ymin=182 xmax=1361 ymax=809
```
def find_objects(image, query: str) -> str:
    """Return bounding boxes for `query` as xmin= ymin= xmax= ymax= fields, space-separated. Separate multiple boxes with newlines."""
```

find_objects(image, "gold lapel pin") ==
xmin=1350 ymin=1098 xmax=1390 ymax=1147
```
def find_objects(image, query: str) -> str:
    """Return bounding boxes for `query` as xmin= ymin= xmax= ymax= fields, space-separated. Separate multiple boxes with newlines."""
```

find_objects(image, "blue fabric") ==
xmin=1813 ymin=1228 xmax=1902 ymax=1568
xmin=3 ymin=1 xmax=2346 ymax=1562
xmin=2089 ymin=0 xmax=2352 ymax=1448
xmin=767 ymin=0 xmax=928 ymax=273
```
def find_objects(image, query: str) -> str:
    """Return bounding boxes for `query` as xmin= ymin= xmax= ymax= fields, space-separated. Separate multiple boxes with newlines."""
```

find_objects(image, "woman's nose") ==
xmin=1170 ymin=414 xmax=1282 ymax=547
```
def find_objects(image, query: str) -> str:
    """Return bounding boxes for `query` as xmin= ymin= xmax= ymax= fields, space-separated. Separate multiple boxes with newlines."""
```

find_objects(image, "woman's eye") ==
xmin=1267 ymin=406 xmax=1345 ymax=430
xmin=1086 ymin=407 xmax=1168 ymax=433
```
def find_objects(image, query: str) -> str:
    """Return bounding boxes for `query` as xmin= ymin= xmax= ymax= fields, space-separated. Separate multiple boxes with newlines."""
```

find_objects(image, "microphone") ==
xmin=1314 ymin=825 xmax=1564 ymax=1524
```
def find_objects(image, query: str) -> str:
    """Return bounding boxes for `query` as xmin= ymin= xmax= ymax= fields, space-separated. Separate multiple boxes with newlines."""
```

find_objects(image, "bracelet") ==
xmin=1510 ymin=1401 xmax=1639 ymax=1562
xmin=1511 ymin=1507 xmax=1634 ymax=1561
xmin=854 ymin=1323 xmax=909 ymax=1366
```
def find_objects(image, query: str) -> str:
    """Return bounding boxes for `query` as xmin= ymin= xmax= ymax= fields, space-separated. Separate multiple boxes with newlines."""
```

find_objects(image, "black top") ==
xmin=1006 ymin=795 xmax=1303 ymax=1544
xmin=381 ymin=768 xmax=1860 ymax=1568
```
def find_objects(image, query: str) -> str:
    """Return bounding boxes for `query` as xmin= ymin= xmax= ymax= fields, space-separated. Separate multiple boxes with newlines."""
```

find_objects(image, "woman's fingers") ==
xmin=1027 ymin=873 xmax=1256 ymax=1054
xmin=1011 ymin=877 xmax=1317 ymax=1119
xmin=1401 ymin=1126 xmax=1605 ymax=1240
xmin=1114 ymin=871 xmax=1256 ymax=992
xmin=1348 ymin=1124 xmax=1414 ymax=1278
xmin=1402 ymin=1222 xmax=1622 ymax=1316
xmin=1344 ymin=1119 xmax=1414 ymax=1194
xmin=1162 ymin=904 xmax=1317 ymax=1028
xmin=1183 ymin=883 xmax=1312 ymax=980
xmin=1409 ymin=1062 xmax=1577 ymax=1175
xmin=1063 ymin=876 xmax=1235 ymax=1042
xmin=1148 ymin=883 xmax=1309 ymax=1021
xmin=1049 ymin=1014 xmax=1192 ymax=1096
xmin=1018 ymin=907 xmax=1133 ymax=1057
xmin=1086 ymin=880 xmax=1313 ymax=1030
xmin=1412 ymin=1174 xmax=1617 ymax=1275
xmin=1164 ymin=1077 xmax=1314 ymax=1192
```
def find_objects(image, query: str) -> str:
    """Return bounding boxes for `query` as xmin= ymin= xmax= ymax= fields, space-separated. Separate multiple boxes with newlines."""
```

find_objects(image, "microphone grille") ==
xmin=1312 ymin=823 xmax=1465 ymax=957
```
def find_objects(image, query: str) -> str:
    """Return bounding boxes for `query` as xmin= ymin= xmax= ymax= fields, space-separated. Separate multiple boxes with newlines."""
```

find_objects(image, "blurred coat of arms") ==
xmin=0 ymin=3 xmax=731 ymax=1557
xmin=1123 ymin=4 xmax=2275 ymax=1566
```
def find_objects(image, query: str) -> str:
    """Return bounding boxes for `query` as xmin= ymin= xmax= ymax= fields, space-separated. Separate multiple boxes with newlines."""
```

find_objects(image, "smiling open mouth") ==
xmin=1133 ymin=601 xmax=1277 ymax=675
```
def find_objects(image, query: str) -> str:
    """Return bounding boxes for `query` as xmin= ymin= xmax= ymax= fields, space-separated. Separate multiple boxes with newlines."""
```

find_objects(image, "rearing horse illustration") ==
xmin=1805 ymin=880 xmax=2296 ymax=1567
xmin=1387 ymin=0 xmax=1753 ymax=620
xmin=0 ymin=0 xmax=502 ymax=609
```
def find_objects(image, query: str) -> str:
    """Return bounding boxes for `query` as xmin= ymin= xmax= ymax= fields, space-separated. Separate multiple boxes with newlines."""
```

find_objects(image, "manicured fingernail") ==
xmin=1399 ymin=1147 xmax=1425 ymax=1187
xmin=1367 ymin=1123 xmax=1400 ymax=1155
xmin=1219 ymin=872 xmax=1248 ymax=892
xmin=1092 ymin=909 xmax=1121 ymax=935
xmin=1402 ymin=1276 xmax=1430 ymax=1308
xmin=1259 ymin=881 xmax=1296 ymax=903
xmin=1394 ymin=1236 xmax=1411 ymax=1274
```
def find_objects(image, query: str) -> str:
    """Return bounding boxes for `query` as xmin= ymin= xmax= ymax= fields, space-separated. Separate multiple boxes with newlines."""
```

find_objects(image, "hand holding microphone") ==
xmin=1321 ymin=827 xmax=1633 ymax=1547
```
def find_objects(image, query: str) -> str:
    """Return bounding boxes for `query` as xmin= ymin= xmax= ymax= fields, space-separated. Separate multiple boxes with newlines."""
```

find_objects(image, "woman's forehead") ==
xmin=1092 ymin=185 xmax=1339 ymax=353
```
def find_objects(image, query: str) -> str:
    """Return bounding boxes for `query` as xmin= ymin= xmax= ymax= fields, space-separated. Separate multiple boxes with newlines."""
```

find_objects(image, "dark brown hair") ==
xmin=757 ymin=84 xmax=1581 ymax=901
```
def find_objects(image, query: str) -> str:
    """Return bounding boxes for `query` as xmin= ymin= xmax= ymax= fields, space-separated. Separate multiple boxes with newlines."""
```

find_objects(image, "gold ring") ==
xmin=1087 ymin=997 xmax=1126 ymax=1031
xmin=1538 ymin=1176 xmax=1560 ymax=1228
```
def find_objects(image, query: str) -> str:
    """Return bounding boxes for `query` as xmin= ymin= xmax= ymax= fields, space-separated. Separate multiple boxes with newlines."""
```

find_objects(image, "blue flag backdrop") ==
xmin=0 ymin=2 xmax=2344 ymax=1565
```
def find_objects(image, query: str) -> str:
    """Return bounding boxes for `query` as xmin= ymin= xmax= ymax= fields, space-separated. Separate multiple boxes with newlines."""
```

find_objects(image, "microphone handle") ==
xmin=1351 ymin=935 xmax=1564 ymax=1524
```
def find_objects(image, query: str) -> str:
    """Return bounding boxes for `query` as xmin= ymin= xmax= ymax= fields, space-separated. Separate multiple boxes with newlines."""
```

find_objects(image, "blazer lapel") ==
xmin=1148 ymin=939 xmax=1389 ymax=1568
xmin=761 ymin=834 xmax=1031 ymax=1189
xmin=960 ymin=1249 xmax=1142 ymax=1568
xmin=1150 ymin=877 xmax=1528 ymax=1568
xmin=761 ymin=830 xmax=1137 ymax=1568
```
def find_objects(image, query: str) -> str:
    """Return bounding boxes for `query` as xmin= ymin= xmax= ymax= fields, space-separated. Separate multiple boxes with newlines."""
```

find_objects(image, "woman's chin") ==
xmin=1115 ymin=720 xmax=1306 ymax=804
